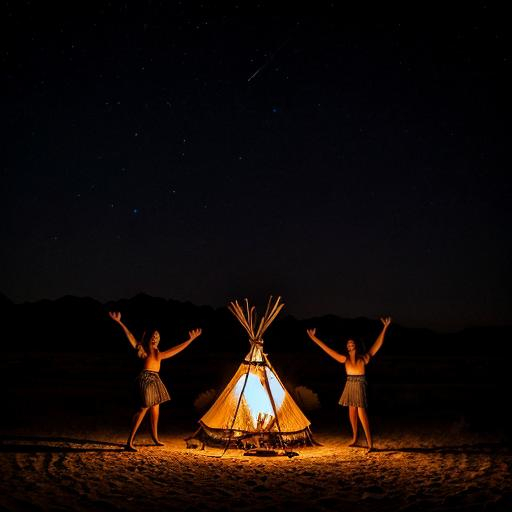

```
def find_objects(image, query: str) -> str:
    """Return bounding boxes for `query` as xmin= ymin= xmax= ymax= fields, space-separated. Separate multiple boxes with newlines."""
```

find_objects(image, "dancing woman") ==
xmin=307 ymin=317 xmax=391 ymax=452
xmin=109 ymin=311 xmax=202 ymax=451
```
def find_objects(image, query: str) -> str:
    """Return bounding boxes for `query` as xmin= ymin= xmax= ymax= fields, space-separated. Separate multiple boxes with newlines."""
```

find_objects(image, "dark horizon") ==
xmin=2 ymin=5 xmax=511 ymax=333
xmin=2 ymin=289 xmax=511 ymax=335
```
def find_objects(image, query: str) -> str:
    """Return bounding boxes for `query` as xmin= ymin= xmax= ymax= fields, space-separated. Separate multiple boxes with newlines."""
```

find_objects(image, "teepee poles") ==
xmin=255 ymin=296 xmax=284 ymax=340
xmin=261 ymin=357 xmax=287 ymax=453
xmin=219 ymin=341 xmax=257 ymax=457
xmin=229 ymin=296 xmax=284 ymax=342
xmin=228 ymin=300 xmax=255 ymax=338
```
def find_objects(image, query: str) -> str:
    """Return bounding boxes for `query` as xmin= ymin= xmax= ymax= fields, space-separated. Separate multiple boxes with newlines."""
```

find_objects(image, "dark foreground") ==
xmin=1 ymin=351 xmax=510 ymax=511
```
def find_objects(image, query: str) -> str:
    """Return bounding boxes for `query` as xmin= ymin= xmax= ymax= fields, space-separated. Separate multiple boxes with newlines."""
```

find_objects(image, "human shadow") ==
xmin=0 ymin=434 xmax=126 ymax=454
xmin=0 ymin=434 xmax=173 ymax=453
xmin=367 ymin=442 xmax=510 ymax=455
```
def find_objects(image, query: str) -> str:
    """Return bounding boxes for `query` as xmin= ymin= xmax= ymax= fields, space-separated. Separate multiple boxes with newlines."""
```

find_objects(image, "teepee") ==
xmin=189 ymin=296 xmax=316 ymax=450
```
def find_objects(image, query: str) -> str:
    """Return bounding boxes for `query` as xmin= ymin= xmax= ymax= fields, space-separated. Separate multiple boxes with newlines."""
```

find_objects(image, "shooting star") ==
xmin=247 ymin=23 xmax=300 ymax=83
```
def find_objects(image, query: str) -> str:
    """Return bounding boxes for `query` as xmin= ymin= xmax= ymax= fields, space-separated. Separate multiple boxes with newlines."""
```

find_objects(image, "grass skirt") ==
xmin=338 ymin=375 xmax=368 ymax=408
xmin=136 ymin=370 xmax=171 ymax=408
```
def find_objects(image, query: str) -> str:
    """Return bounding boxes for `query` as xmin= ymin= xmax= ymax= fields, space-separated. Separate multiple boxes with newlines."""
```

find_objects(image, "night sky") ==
xmin=2 ymin=3 xmax=511 ymax=330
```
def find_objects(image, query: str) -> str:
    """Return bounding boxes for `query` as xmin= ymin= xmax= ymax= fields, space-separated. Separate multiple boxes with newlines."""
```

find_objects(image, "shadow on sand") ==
xmin=0 ymin=434 xmax=127 ymax=454
xmin=368 ymin=442 xmax=510 ymax=455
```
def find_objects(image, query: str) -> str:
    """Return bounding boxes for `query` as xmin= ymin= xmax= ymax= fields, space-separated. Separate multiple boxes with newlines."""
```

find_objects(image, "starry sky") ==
xmin=2 ymin=3 xmax=511 ymax=330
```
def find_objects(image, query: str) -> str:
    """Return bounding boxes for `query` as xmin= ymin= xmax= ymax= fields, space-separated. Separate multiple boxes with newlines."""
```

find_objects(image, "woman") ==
xmin=306 ymin=317 xmax=391 ymax=453
xmin=109 ymin=311 xmax=202 ymax=451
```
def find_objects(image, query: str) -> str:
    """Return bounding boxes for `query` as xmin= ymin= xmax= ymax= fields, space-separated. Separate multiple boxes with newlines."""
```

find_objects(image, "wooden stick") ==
xmin=255 ymin=296 xmax=283 ymax=339
xmin=229 ymin=300 xmax=252 ymax=335
xmin=259 ymin=300 xmax=284 ymax=335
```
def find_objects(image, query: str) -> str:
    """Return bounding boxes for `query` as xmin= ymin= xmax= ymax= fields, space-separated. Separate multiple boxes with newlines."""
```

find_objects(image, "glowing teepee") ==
xmin=189 ymin=296 xmax=316 ymax=449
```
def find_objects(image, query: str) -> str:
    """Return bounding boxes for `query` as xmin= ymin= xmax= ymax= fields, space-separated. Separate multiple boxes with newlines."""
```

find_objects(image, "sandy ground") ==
xmin=1 ymin=351 xmax=510 ymax=510
xmin=1 ymin=420 xmax=510 ymax=512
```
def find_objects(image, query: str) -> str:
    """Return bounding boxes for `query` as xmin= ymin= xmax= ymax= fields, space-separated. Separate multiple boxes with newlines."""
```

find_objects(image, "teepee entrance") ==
xmin=187 ymin=297 xmax=317 ymax=453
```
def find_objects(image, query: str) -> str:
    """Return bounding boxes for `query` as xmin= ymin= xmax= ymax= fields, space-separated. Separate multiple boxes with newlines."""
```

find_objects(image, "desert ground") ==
xmin=1 ymin=351 xmax=510 ymax=511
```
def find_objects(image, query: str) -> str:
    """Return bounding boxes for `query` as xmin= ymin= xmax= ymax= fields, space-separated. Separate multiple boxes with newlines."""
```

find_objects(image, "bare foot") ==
xmin=153 ymin=440 xmax=165 ymax=447
xmin=125 ymin=444 xmax=137 ymax=452
xmin=348 ymin=441 xmax=358 ymax=447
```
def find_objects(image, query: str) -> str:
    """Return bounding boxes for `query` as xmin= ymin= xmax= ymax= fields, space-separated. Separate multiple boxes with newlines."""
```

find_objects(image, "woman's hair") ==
xmin=136 ymin=330 xmax=148 ymax=359
xmin=136 ymin=328 xmax=159 ymax=359
xmin=136 ymin=343 xmax=148 ymax=359
xmin=345 ymin=338 xmax=365 ymax=355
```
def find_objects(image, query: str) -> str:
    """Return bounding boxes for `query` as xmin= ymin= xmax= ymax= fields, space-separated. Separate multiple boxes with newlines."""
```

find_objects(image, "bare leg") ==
xmin=126 ymin=407 xmax=148 ymax=450
xmin=149 ymin=404 xmax=164 ymax=446
xmin=357 ymin=407 xmax=373 ymax=452
xmin=348 ymin=406 xmax=358 ymax=446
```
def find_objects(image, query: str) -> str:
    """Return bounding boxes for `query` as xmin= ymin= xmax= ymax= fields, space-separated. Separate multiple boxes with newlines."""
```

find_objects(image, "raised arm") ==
xmin=109 ymin=311 xmax=140 ymax=350
xmin=159 ymin=328 xmax=202 ymax=360
xmin=367 ymin=317 xmax=391 ymax=358
xmin=306 ymin=328 xmax=346 ymax=363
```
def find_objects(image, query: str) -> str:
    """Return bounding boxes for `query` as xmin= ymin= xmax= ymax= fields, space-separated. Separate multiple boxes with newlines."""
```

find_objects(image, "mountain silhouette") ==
xmin=1 ymin=292 xmax=508 ymax=357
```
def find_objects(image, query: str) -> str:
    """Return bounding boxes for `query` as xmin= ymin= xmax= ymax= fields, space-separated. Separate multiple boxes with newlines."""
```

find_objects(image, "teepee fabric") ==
xmin=190 ymin=297 xmax=315 ymax=448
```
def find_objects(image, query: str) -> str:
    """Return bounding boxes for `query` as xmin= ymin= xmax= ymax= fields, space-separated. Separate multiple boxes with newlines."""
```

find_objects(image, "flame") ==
xmin=234 ymin=368 xmax=286 ymax=428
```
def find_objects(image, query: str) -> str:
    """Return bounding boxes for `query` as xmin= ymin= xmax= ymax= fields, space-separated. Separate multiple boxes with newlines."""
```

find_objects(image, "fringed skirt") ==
xmin=338 ymin=375 xmax=368 ymax=408
xmin=136 ymin=370 xmax=171 ymax=408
